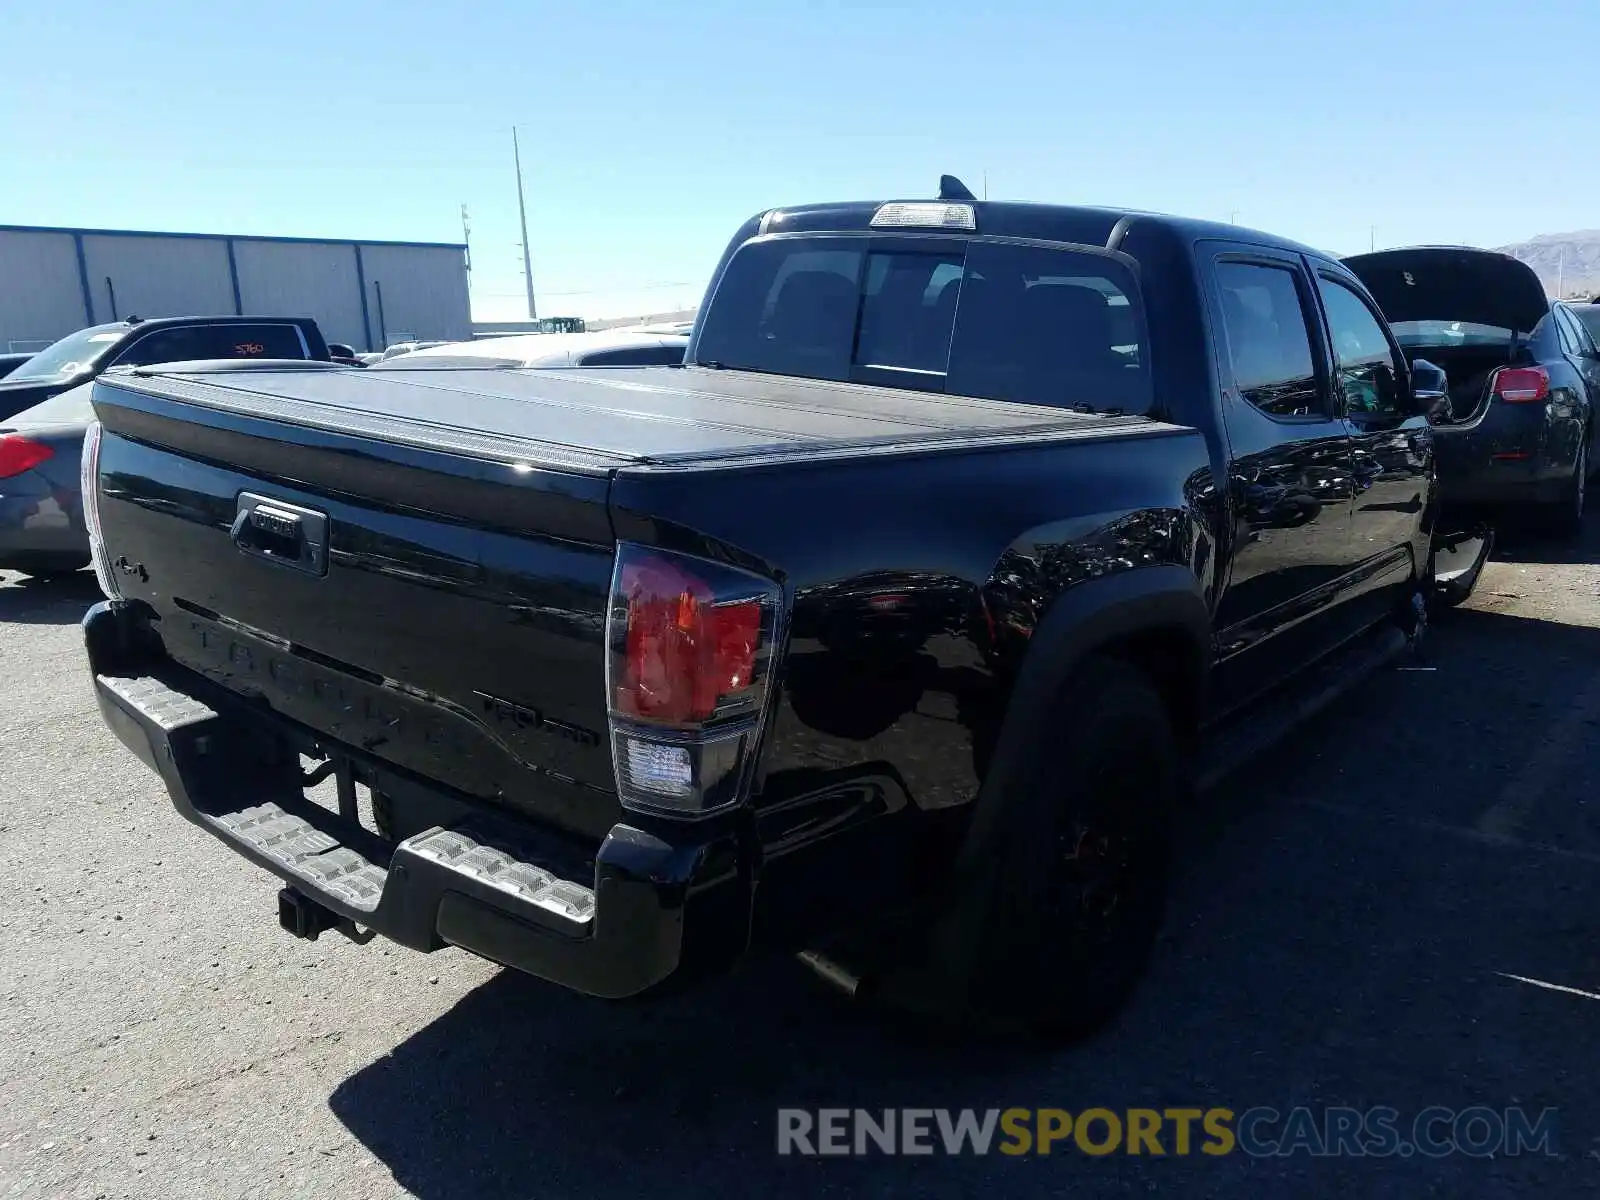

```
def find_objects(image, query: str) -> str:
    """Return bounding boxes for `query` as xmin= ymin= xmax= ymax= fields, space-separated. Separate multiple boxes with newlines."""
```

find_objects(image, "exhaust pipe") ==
xmin=797 ymin=949 xmax=862 ymax=998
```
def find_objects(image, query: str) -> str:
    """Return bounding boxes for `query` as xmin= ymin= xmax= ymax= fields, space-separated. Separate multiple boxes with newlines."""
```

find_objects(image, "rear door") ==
xmin=1200 ymin=246 xmax=1357 ymax=704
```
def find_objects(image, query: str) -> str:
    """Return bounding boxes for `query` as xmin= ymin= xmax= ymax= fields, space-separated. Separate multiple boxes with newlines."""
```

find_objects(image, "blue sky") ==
xmin=5 ymin=0 xmax=1598 ymax=320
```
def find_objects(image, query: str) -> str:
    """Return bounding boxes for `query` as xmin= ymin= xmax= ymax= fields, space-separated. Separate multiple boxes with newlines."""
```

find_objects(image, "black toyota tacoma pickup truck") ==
xmin=81 ymin=182 xmax=1489 ymax=1037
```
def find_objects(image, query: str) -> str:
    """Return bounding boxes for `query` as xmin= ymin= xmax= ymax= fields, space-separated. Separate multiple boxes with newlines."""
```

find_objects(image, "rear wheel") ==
xmin=964 ymin=657 xmax=1176 ymax=1040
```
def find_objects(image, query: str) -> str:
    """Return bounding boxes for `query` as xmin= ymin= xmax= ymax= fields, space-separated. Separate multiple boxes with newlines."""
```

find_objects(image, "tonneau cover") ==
xmin=96 ymin=363 xmax=1157 ymax=473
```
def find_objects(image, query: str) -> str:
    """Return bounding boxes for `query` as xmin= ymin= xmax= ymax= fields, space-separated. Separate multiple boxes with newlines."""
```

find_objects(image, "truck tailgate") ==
xmin=89 ymin=371 xmax=623 ymax=841
xmin=87 ymin=362 xmax=1153 ymax=839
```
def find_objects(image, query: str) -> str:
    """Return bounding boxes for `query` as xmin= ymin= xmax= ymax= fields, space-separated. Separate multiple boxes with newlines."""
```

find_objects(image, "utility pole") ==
xmin=460 ymin=204 xmax=472 ymax=274
xmin=512 ymin=127 xmax=537 ymax=320
xmin=983 ymin=171 xmax=988 ymax=201
xmin=1228 ymin=210 xmax=1240 ymax=225
xmin=1558 ymin=252 xmax=1565 ymax=299
xmin=1369 ymin=225 xmax=1376 ymax=252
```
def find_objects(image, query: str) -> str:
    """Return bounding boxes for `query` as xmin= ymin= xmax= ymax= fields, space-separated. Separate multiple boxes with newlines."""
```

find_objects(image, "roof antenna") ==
xmin=939 ymin=174 xmax=977 ymax=202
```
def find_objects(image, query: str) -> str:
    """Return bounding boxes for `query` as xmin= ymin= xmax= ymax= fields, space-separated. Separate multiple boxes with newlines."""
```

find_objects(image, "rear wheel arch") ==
xmin=959 ymin=566 xmax=1210 ymax=870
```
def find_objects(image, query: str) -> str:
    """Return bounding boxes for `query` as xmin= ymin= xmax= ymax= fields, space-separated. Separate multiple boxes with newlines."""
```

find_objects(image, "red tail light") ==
xmin=0 ymin=434 xmax=53 ymax=479
xmin=1493 ymin=366 xmax=1550 ymax=404
xmin=606 ymin=544 xmax=781 ymax=818
xmin=615 ymin=556 xmax=763 ymax=724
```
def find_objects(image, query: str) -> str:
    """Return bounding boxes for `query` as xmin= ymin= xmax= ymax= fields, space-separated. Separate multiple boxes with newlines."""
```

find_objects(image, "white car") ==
xmin=380 ymin=327 xmax=689 ymax=369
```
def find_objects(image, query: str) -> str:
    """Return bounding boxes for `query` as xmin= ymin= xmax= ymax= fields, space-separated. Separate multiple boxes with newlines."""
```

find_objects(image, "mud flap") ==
xmin=1431 ymin=524 xmax=1494 ymax=608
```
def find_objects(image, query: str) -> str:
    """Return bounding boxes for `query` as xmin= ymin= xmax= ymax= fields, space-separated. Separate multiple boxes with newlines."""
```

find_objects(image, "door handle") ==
xmin=231 ymin=493 xmax=328 ymax=576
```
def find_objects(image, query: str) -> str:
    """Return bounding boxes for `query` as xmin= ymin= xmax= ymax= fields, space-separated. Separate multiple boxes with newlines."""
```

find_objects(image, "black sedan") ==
xmin=1345 ymin=247 xmax=1600 ymax=535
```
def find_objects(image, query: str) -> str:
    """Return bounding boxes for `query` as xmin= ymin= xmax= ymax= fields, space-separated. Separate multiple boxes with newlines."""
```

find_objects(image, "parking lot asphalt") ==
xmin=2 ymin=522 xmax=1599 ymax=1199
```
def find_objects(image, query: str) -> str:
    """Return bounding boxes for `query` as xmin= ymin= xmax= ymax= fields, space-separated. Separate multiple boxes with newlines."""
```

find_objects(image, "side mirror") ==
xmin=1411 ymin=357 xmax=1453 ymax=424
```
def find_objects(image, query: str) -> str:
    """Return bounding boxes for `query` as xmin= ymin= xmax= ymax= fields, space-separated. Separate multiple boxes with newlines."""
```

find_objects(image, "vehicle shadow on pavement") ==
xmin=0 ymin=570 xmax=100 ymax=625
xmin=329 ymin=604 xmax=1600 ymax=1200
xmin=1477 ymin=512 xmax=1600 ymax=567
xmin=328 ymin=960 xmax=1038 ymax=1199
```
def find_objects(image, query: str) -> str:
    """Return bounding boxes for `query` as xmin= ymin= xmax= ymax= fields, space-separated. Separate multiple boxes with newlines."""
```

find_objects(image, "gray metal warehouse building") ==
xmin=0 ymin=224 xmax=471 ymax=355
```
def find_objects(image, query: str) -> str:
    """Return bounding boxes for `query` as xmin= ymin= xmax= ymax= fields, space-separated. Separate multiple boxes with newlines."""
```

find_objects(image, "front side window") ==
xmin=1214 ymin=261 xmax=1324 ymax=418
xmin=1317 ymin=278 xmax=1403 ymax=417
xmin=693 ymin=235 xmax=1150 ymax=412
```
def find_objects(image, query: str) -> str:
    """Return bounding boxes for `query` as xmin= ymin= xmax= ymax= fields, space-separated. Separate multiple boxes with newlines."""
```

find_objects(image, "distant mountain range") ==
xmin=1492 ymin=231 xmax=1600 ymax=299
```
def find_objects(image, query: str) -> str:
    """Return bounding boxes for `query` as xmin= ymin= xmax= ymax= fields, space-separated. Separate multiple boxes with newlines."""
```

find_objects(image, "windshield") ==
xmin=1387 ymin=319 xmax=1516 ymax=348
xmin=6 ymin=325 xmax=125 ymax=383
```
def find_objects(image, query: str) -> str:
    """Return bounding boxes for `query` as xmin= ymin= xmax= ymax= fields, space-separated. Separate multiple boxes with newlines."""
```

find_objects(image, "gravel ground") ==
xmin=2 ymin=520 xmax=1599 ymax=1198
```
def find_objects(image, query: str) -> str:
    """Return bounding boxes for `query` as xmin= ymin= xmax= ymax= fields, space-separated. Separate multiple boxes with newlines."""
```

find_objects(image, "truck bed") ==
xmin=98 ymin=363 xmax=1160 ymax=472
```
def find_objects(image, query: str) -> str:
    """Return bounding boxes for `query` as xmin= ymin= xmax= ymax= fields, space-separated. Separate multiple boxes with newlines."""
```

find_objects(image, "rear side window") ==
xmin=694 ymin=236 xmax=1150 ymax=412
xmin=114 ymin=324 xmax=307 ymax=368
xmin=1571 ymin=304 xmax=1600 ymax=346
xmin=1555 ymin=307 xmax=1595 ymax=356
xmin=1214 ymin=262 xmax=1324 ymax=418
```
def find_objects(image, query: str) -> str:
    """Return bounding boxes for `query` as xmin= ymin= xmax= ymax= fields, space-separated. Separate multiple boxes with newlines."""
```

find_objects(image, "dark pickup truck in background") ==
xmin=80 ymin=182 xmax=1487 ymax=1037
xmin=0 ymin=314 xmax=332 ymax=422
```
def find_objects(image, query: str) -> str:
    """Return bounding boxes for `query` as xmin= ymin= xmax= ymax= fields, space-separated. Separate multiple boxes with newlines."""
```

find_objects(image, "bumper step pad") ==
xmin=216 ymin=804 xmax=389 ymax=911
xmin=406 ymin=828 xmax=597 ymax=925
xmin=96 ymin=669 xmax=595 ymax=932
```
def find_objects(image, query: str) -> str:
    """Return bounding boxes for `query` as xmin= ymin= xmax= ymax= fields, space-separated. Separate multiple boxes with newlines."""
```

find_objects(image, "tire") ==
xmin=964 ymin=657 xmax=1176 ymax=1040
xmin=1549 ymin=438 xmax=1587 ymax=539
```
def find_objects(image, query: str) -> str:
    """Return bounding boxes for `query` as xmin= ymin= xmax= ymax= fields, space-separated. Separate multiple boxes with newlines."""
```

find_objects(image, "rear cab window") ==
xmin=113 ymin=323 xmax=308 ymax=368
xmin=693 ymin=235 xmax=1152 ymax=414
